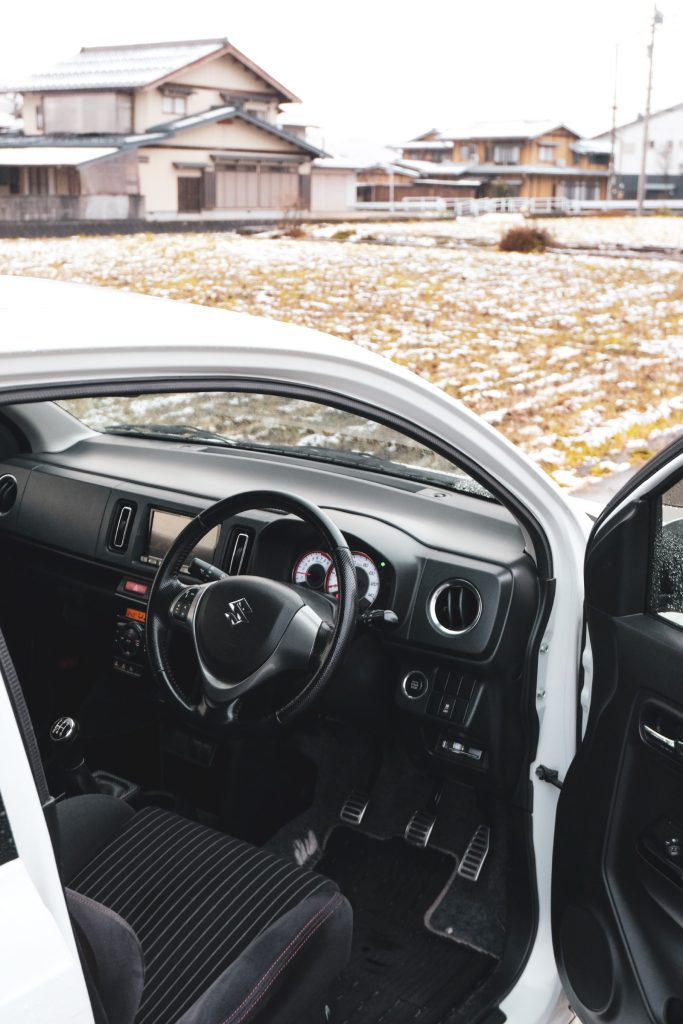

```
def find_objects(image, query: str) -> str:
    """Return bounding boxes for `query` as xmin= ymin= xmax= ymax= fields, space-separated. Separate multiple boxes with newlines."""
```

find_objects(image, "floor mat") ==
xmin=318 ymin=827 xmax=496 ymax=1024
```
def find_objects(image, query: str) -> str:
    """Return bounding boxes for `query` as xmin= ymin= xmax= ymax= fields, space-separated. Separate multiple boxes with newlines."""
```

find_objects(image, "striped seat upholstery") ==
xmin=66 ymin=805 xmax=346 ymax=1024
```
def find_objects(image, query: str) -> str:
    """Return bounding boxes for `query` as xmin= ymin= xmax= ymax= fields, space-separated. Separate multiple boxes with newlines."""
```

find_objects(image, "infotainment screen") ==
xmin=141 ymin=508 xmax=220 ymax=569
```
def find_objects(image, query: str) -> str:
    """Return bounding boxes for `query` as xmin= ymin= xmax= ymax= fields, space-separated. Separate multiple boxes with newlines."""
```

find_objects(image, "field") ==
xmin=1 ymin=216 xmax=682 ymax=492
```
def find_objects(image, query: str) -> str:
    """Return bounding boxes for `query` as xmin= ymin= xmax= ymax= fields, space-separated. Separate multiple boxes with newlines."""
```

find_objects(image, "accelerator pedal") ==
xmin=340 ymin=790 xmax=370 ymax=826
xmin=457 ymin=825 xmax=490 ymax=881
xmin=404 ymin=810 xmax=436 ymax=848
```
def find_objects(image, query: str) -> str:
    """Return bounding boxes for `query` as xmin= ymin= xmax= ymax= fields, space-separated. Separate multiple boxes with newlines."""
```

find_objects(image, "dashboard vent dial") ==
xmin=428 ymin=580 xmax=482 ymax=636
xmin=0 ymin=474 xmax=18 ymax=515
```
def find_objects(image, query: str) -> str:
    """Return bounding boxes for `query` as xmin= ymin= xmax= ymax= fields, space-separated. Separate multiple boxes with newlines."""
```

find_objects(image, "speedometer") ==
xmin=326 ymin=551 xmax=380 ymax=607
xmin=292 ymin=550 xmax=333 ymax=591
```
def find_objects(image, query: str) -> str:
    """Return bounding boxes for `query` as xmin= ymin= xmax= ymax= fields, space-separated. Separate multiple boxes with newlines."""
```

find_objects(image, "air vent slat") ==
xmin=428 ymin=579 xmax=482 ymax=636
xmin=0 ymin=474 xmax=18 ymax=515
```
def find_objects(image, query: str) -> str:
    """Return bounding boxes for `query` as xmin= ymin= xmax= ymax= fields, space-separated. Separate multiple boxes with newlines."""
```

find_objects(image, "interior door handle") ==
xmin=643 ymin=723 xmax=683 ymax=756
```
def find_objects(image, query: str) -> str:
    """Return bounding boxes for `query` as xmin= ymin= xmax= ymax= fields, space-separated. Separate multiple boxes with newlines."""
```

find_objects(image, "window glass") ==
xmin=650 ymin=479 xmax=683 ymax=626
xmin=58 ymin=390 xmax=494 ymax=501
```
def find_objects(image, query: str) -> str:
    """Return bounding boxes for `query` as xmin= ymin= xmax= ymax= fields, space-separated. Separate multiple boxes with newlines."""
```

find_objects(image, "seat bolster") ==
xmin=175 ymin=887 xmax=352 ymax=1024
xmin=66 ymin=888 xmax=145 ymax=1024
xmin=56 ymin=794 xmax=136 ymax=883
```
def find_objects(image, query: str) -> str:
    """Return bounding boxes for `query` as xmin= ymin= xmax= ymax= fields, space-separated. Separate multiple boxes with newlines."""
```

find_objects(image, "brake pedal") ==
xmin=340 ymin=790 xmax=369 ymax=826
xmin=457 ymin=825 xmax=490 ymax=881
xmin=404 ymin=810 xmax=436 ymax=848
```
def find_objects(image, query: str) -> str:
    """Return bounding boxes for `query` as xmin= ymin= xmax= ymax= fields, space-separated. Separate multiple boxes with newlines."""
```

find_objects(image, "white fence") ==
xmin=355 ymin=196 xmax=683 ymax=217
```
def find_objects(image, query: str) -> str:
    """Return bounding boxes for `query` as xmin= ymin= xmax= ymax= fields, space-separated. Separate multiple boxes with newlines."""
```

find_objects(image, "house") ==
xmin=0 ymin=38 xmax=359 ymax=222
xmin=593 ymin=101 xmax=683 ymax=199
xmin=357 ymin=160 xmax=480 ymax=203
xmin=396 ymin=121 xmax=609 ymax=201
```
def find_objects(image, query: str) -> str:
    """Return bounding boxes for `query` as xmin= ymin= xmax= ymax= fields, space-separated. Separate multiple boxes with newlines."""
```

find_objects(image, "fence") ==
xmin=355 ymin=196 xmax=683 ymax=217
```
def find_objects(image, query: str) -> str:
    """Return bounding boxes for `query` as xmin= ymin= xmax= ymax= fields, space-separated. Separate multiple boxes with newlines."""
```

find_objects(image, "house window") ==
xmin=538 ymin=144 xmax=555 ymax=162
xmin=491 ymin=144 xmax=520 ymax=164
xmin=162 ymin=95 xmax=187 ymax=116
xmin=36 ymin=102 xmax=44 ymax=131
xmin=27 ymin=166 xmax=50 ymax=195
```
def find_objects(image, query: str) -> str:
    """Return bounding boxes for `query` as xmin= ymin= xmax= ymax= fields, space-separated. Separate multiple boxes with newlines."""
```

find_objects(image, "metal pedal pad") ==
xmin=340 ymin=790 xmax=369 ymax=826
xmin=457 ymin=825 xmax=490 ymax=881
xmin=404 ymin=810 xmax=436 ymax=848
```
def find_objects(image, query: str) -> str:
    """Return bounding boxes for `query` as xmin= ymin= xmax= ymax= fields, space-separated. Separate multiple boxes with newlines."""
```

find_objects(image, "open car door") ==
xmin=552 ymin=436 xmax=683 ymax=1024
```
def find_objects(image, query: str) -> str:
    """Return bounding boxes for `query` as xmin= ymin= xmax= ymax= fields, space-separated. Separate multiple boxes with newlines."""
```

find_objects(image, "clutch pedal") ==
xmin=340 ymin=790 xmax=369 ymax=826
xmin=457 ymin=825 xmax=490 ymax=881
xmin=404 ymin=810 xmax=436 ymax=848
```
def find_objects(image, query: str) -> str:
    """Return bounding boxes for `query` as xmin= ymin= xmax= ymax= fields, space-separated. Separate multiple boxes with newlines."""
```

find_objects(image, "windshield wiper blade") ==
xmin=104 ymin=423 xmax=237 ymax=447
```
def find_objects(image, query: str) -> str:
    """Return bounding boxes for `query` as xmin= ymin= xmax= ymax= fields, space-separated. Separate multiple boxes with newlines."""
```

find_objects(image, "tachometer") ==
xmin=326 ymin=551 xmax=380 ymax=606
xmin=292 ymin=549 xmax=333 ymax=591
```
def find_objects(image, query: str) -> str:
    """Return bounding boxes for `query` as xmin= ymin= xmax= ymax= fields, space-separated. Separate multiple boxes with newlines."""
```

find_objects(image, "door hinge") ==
xmin=535 ymin=765 xmax=563 ymax=789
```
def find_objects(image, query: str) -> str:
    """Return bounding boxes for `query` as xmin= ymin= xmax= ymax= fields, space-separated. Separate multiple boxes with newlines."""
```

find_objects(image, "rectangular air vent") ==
xmin=109 ymin=501 xmax=136 ymax=552
xmin=226 ymin=529 xmax=252 ymax=575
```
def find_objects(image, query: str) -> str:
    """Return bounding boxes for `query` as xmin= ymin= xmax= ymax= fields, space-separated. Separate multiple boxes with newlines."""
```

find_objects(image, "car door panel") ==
xmin=553 ymin=452 xmax=683 ymax=1024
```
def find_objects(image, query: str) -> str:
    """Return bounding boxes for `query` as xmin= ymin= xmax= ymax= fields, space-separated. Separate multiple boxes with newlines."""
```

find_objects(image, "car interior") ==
xmin=0 ymin=387 xmax=549 ymax=1024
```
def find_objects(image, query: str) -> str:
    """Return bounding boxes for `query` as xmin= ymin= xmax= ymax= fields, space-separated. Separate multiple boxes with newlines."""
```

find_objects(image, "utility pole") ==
xmin=636 ymin=5 xmax=663 ymax=215
xmin=608 ymin=45 xmax=619 ymax=199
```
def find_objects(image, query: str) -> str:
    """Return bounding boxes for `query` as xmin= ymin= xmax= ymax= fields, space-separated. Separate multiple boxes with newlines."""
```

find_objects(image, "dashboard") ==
xmin=0 ymin=432 xmax=540 ymax=794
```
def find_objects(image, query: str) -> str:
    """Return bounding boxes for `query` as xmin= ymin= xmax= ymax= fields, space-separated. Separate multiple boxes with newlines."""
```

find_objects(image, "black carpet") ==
xmin=317 ymin=827 xmax=496 ymax=1024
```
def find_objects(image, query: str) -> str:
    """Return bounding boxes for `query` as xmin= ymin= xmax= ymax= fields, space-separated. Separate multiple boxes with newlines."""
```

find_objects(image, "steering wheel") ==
xmin=147 ymin=491 xmax=358 ymax=732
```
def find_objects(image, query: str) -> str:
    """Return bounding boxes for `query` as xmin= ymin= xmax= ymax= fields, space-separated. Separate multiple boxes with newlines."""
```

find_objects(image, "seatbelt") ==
xmin=0 ymin=626 xmax=52 ymax=808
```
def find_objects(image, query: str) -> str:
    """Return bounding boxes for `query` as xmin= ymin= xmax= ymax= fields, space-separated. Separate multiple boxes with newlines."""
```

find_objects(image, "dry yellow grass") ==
xmin=1 ymin=229 xmax=682 ymax=487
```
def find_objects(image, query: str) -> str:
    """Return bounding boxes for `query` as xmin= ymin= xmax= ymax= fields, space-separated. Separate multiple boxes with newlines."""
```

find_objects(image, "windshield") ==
xmin=58 ymin=391 xmax=494 ymax=500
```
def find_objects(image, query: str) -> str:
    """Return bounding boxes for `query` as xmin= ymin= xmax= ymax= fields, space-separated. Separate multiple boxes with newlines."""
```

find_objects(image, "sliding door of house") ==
xmin=215 ymin=163 xmax=299 ymax=209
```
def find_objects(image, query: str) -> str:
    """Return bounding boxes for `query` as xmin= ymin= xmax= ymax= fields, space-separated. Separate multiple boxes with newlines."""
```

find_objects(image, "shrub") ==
xmin=499 ymin=226 xmax=555 ymax=252
xmin=331 ymin=229 xmax=356 ymax=241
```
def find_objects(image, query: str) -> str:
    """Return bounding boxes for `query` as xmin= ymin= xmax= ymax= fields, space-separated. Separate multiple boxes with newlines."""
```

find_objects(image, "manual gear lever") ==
xmin=49 ymin=715 xmax=99 ymax=796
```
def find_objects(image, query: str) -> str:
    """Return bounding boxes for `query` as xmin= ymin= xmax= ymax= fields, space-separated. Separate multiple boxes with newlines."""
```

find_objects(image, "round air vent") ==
xmin=428 ymin=580 xmax=482 ymax=636
xmin=0 ymin=474 xmax=18 ymax=516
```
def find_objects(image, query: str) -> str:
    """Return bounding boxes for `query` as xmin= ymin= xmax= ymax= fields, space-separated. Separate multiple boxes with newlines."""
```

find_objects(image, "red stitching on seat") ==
xmin=221 ymin=893 xmax=343 ymax=1024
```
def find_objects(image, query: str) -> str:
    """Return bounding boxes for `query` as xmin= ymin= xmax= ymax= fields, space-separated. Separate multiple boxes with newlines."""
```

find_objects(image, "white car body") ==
xmin=0 ymin=275 xmax=593 ymax=1024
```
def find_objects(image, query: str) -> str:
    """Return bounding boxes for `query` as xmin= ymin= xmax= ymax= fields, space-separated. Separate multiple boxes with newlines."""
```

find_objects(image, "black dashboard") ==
xmin=0 ymin=433 xmax=540 ymax=793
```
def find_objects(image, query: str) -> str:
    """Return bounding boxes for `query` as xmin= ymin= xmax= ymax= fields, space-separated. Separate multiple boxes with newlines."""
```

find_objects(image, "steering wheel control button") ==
xmin=172 ymin=588 xmax=199 ymax=622
xmin=402 ymin=670 xmax=429 ymax=700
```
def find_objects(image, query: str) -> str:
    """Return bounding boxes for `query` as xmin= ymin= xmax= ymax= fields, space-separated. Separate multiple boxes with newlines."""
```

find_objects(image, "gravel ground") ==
xmin=1 ymin=220 xmax=682 ymax=492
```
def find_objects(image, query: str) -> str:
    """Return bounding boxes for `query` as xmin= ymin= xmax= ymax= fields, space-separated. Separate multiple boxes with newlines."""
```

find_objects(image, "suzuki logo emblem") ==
xmin=224 ymin=597 xmax=253 ymax=627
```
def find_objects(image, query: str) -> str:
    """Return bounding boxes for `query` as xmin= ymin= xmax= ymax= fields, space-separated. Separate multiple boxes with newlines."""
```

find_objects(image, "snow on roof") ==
xmin=396 ymin=158 xmax=469 ymax=177
xmin=440 ymin=120 xmax=578 ymax=141
xmin=571 ymin=138 xmax=612 ymax=156
xmin=0 ymin=146 xmax=118 ymax=166
xmin=2 ymin=38 xmax=300 ymax=102
xmin=4 ymin=39 xmax=227 ymax=92
xmin=400 ymin=140 xmax=453 ymax=150
xmin=312 ymin=157 xmax=362 ymax=170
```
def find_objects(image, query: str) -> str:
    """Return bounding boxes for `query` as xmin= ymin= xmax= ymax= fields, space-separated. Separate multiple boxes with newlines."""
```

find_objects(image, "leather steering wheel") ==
xmin=147 ymin=491 xmax=358 ymax=732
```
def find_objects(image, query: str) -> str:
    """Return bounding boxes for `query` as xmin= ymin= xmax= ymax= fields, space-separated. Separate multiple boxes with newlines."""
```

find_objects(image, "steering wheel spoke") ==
xmin=147 ymin=490 xmax=358 ymax=734
xmin=167 ymin=582 xmax=212 ymax=633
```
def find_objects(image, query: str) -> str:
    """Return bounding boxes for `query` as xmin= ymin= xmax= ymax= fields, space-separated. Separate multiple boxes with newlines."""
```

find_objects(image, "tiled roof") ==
xmin=1 ymin=38 xmax=300 ymax=102
xmin=0 ymin=106 xmax=326 ymax=161
xmin=440 ymin=120 xmax=580 ymax=141
xmin=4 ymin=40 xmax=227 ymax=92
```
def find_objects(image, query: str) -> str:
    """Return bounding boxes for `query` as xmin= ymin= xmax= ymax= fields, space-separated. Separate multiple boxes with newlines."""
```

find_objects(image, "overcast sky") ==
xmin=3 ymin=0 xmax=682 ymax=155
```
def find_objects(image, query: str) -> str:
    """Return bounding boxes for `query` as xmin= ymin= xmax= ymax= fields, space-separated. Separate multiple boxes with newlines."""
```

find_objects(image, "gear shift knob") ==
xmin=50 ymin=715 xmax=85 ymax=770
xmin=49 ymin=716 xmax=97 ymax=793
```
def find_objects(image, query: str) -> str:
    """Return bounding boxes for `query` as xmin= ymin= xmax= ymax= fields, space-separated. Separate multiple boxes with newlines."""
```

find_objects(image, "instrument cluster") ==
xmin=292 ymin=548 xmax=383 ymax=607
